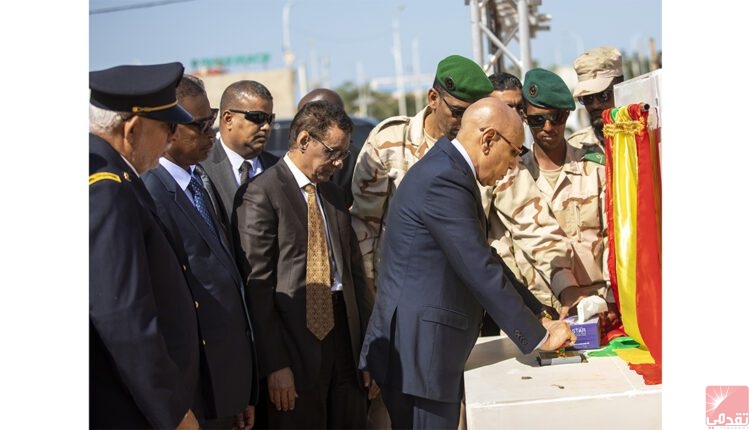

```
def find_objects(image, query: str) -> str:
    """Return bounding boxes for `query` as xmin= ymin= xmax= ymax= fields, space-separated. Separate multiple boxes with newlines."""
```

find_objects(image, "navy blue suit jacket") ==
xmin=143 ymin=165 xmax=260 ymax=419
xmin=358 ymin=137 xmax=546 ymax=403
xmin=89 ymin=134 xmax=201 ymax=429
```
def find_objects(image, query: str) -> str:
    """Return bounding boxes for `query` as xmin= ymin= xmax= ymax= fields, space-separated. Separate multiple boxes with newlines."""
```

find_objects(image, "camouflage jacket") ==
xmin=567 ymin=125 xmax=602 ymax=150
xmin=490 ymin=143 xmax=610 ymax=310
xmin=487 ymin=168 xmax=579 ymax=310
xmin=350 ymin=107 xmax=436 ymax=280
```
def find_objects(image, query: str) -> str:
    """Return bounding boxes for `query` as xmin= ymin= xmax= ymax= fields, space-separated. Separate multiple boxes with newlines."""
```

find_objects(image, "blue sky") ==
xmin=89 ymin=0 xmax=661 ymax=88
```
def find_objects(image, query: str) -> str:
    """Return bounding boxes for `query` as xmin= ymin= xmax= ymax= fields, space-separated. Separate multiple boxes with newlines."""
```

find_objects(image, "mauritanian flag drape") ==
xmin=603 ymin=103 xmax=661 ymax=384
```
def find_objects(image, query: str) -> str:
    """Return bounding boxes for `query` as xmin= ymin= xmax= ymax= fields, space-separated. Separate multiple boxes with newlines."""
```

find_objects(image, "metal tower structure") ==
xmin=467 ymin=0 xmax=550 ymax=77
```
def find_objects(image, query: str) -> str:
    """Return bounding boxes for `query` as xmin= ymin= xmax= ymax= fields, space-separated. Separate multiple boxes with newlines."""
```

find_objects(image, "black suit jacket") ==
xmin=142 ymin=165 xmax=260 ymax=419
xmin=233 ymin=159 xmax=374 ymax=391
xmin=89 ymin=134 xmax=201 ymax=429
xmin=359 ymin=137 xmax=546 ymax=403
xmin=199 ymin=139 xmax=279 ymax=237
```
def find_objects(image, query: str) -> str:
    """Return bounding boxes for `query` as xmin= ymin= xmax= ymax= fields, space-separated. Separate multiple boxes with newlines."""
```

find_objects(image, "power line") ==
xmin=90 ymin=0 xmax=195 ymax=15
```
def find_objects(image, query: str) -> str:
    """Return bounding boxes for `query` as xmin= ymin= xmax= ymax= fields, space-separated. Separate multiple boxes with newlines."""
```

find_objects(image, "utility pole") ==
xmin=412 ymin=38 xmax=424 ymax=112
xmin=392 ymin=5 xmax=407 ymax=116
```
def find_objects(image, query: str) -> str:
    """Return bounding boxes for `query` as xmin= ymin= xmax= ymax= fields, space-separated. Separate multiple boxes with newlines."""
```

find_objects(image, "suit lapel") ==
xmin=154 ymin=166 xmax=237 ymax=273
xmin=276 ymin=161 xmax=308 ymax=227
xmin=206 ymin=142 xmax=240 ymax=216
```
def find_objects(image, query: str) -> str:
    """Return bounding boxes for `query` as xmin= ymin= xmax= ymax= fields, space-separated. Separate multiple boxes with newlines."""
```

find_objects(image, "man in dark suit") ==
xmin=142 ymin=74 xmax=259 ymax=430
xmin=234 ymin=100 xmax=377 ymax=428
xmin=359 ymin=97 xmax=577 ymax=429
xmin=200 ymin=80 xmax=279 ymax=235
xmin=89 ymin=62 xmax=201 ymax=429
xmin=296 ymin=88 xmax=357 ymax=207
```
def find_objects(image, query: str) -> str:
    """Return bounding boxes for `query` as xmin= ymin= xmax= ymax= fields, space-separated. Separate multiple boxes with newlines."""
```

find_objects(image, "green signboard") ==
xmin=191 ymin=53 xmax=271 ymax=69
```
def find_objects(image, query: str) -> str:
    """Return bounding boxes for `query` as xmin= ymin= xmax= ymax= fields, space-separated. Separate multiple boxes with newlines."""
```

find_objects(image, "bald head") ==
xmin=456 ymin=97 xmax=525 ymax=185
xmin=457 ymin=97 xmax=524 ymax=144
xmin=297 ymin=88 xmax=344 ymax=112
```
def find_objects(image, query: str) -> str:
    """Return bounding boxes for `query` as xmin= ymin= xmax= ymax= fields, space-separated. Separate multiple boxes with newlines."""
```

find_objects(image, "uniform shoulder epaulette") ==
xmin=371 ymin=115 xmax=410 ymax=134
xmin=582 ymin=151 xmax=605 ymax=165
xmin=89 ymin=172 xmax=122 ymax=186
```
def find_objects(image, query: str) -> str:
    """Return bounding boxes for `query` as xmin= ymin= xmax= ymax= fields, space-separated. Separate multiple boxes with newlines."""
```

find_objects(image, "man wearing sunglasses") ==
xmin=235 ymin=101 xmax=376 ymax=429
xmin=568 ymin=47 xmax=624 ymax=150
xmin=142 ymin=74 xmax=259 ymax=430
xmin=350 ymin=54 xmax=493 ymax=301
xmin=490 ymin=68 xmax=616 ymax=324
xmin=201 ymin=80 xmax=279 ymax=240
xmin=89 ymin=62 xmax=202 ymax=430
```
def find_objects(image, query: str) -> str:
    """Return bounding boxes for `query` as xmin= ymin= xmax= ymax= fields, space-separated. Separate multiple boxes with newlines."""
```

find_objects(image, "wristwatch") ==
xmin=538 ymin=309 xmax=554 ymax=320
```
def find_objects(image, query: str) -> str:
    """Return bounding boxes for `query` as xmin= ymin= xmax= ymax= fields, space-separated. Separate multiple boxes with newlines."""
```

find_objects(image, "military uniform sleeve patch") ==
xmin=583 ymin=151 xmax=605 ymax=165
xmin=89 ymin=172 xmax=122 ymax=186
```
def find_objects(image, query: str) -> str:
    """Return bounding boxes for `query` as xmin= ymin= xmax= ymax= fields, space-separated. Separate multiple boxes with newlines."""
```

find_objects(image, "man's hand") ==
xmin=233 ymin=405 xmax=255 ymax=430
xmin=361 ymin=370 xmax=380 ymax=400
xmin=175 ymin=409 xmax=199 ymax=430
xmin=538 ymin=320 xmax=576 ymax=351
xmin=268 ymin=367 xmax=297 ymax=412
xmin=558 ymin=285 xmax=601 ymax=320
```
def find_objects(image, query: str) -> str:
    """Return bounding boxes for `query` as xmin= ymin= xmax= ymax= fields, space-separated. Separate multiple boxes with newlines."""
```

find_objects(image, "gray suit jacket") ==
xmin=199 ymin=139 xmax=279 ymax=236
xmin=143 ymin=165 xmax=259 ymax=419
xmin=358 ymin=137 xmax=546 ymax=403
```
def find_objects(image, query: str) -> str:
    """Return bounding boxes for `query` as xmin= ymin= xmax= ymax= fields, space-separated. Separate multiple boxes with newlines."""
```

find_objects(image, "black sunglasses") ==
xmin=227 ymin=108 xmax=275 ymax=125
xmin=438 ymin=93 xmax=467 ymax=118
xmin=577 ymin=89 xmax=613 ymax=106
xmin=524 ymin=110 xmax=568 ymax=128
xmin=184 ymin=108 xmax=218 ymax=135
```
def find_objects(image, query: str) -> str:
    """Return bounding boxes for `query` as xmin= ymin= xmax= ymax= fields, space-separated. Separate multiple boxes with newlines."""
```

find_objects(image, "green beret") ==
xmin=435 ymin=55 xmax=493 ymax=102
xmin=522 ymin=68 xmax=575 ymax=111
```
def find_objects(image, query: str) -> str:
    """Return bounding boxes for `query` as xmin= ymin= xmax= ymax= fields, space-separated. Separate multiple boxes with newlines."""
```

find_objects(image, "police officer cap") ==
xmin=89 ymin=62 xmax=193 ymax=123
xmin=522 ymin=68 xmax=575 ymax=111
xmin=435 ymin=55 xmax=493 ymax=102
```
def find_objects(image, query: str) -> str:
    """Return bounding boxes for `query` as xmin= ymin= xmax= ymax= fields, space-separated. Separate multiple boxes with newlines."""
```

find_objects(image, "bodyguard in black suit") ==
xmin=234 ymin=101 xmax=377 ymax=429
xmin=89 ymin=63 xmax=202 ymax=429
xmin=359 ymin=98 xmax=577 ymax=429
xmin=200 ymin=80 xmax=279 ymax=237
xmin=142 ymin=75 xmax=259 ymax=429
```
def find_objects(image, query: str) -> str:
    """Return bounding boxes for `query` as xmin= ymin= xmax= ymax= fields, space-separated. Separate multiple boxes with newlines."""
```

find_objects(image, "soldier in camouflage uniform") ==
xmin=568 ymin=47 xmax=625 ymax=150
xmin=350 ymin=55 xmax=493 ymax=292
xmin=490 ymin=68 xmax=615 ymax=320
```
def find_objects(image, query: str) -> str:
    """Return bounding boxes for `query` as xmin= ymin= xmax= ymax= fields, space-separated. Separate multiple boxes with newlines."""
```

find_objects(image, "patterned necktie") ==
xmin=188 ymin=171 xmax=218 ymax=238
xmin=304 ymin=184 xmax=334 ymax=340
xmin=239 ymin=160 xmax=251 ymax=185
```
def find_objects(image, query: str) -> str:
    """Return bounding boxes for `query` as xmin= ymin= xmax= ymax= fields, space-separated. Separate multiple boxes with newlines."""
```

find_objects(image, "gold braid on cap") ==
xmin=131 ymin=100 xmax=178 ymax=113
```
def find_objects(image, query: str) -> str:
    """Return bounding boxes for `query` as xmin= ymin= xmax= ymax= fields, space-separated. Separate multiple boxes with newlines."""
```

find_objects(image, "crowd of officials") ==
xmin=90 ymin=47 xmax=626 ymax=429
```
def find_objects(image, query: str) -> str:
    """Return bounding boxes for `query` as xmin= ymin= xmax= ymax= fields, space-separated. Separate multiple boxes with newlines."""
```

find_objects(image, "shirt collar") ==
xmin=220 ymin=136 xmax=258 ymax=176
xmin=451 ymin=138 xmax=477 ymax=179
xmin=159 ymin=157 xmax=192 ymax=192
xmin=283 ymin=154 xmax=315 ymax=190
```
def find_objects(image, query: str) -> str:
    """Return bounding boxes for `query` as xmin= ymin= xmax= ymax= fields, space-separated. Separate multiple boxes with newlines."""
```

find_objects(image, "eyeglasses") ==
xmin=310 ymin=136 xmax=351 ymax=161
xmin=524 ymin=110 xmax=568 ymax=128
xmin=227 ymin=108 xmax=275 ymax=125
xmin=481 ymin=127 xmax=523 ymax=157
xmin=184 ymin=108 xmax=218 ymax=135
xmin=577 ymin=89 xmax=613 ymax=106
xmin=439 ymin=93 xmax=467 ymax=118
